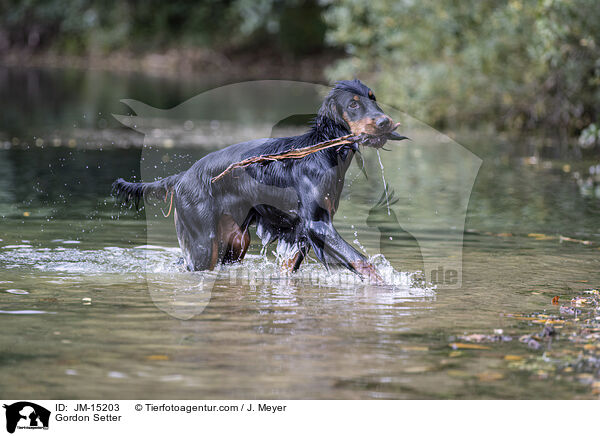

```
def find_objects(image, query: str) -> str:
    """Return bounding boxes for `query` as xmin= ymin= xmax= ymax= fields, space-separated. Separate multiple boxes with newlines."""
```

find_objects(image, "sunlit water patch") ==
xmin=0 ymin=310 xmax=56 ymax=315
xmin=4 ymin=289 xmax=29 ymax=295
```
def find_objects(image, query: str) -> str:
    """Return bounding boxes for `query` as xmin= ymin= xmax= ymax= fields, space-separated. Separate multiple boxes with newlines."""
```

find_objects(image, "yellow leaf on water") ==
xmin=401 ymin=346 xmax=429 ymax=352
xmin=577 ymin=373 xmax=594 ymax=381
xmin=527 ymin=233 xmax=556 ymax=240
xmin=477 ymin=372 xmax=504 ymax=382
xmin=146 ymin=355 xmax=169 ymax=361
xmin=504 ymin=355 xmax=523 ymax=361
xmin=449 ymin=351 xmax=463 ymax=357
xmin=532 ymin=319 xmax=565 ymax=324
xmin=449 ymin=343 xmax=491 ymax=350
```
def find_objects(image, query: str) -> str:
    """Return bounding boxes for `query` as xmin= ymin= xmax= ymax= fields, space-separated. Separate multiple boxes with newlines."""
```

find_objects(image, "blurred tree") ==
xmin=323 ymin=0 xmax=600 ymax=143
xmin=2 ymin=0 xmax=598 ymax=144
xmin=0 ymin=0 xmax=328 ymax=56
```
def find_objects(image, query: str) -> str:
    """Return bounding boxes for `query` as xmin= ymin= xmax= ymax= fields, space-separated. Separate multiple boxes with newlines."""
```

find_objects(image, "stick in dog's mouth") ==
xmin=360 ymin=122 xmax=409 ymax=149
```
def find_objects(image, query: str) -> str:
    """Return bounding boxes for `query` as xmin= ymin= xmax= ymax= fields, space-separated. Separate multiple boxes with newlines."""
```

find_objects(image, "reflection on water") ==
xmin=0 ymin=68 xmax=599 ymax=399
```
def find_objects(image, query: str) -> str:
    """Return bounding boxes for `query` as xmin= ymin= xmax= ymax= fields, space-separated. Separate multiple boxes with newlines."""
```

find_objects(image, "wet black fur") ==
xmin=112 ymin=79 xmax=391 ymax=277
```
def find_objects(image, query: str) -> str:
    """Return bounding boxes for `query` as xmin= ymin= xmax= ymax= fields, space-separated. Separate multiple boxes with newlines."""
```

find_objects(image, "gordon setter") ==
xmin=113 ymin=79 xmax=405 ymax=282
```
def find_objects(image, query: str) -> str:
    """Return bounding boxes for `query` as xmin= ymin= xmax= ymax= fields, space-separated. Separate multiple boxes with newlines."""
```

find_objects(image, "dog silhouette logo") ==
xmin=3 ymin=402 xmax=50 ymax=433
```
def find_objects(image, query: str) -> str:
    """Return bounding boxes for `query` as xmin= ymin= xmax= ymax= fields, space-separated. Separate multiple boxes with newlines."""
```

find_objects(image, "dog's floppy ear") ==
xmin=317 ymin=93 xmax=348 ymax=129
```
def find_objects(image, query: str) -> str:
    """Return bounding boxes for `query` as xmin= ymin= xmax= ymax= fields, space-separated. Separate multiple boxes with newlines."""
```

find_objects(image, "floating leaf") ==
xmin=528 ymin=233 xmax=555 ymax=241
xmin=401 ymin=346 xmax=429 ymax=352
xmin=477 ymin=372 xmax=504 ymax=382
xmin=146 ymin=355 xmax=169 ymax=361
xmin=560 ymin=235 xmax=592 ymax=245
xmin=531 ymin=319 xmax=565 ymax=324
xmin=504 ymin=355 xmax=523 ymax=361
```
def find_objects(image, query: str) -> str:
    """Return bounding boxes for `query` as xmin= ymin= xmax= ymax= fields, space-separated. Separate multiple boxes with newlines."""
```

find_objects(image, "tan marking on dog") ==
xmin=218 ymin=214 xmax=250 ymax=263
xmin=352 ymin=95 xmax=360 ymax=101
xmin=323 ymin=194 xmax=336 ymax=216
xmin=343 ymin=111 xmax=379 ymax=135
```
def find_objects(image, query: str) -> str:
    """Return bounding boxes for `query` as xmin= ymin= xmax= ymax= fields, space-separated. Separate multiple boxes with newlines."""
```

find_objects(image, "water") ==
xmin=375 ymin=150 xmax=391 ymax=215
xmin=0 ymin=67 xmax=599 ymax=399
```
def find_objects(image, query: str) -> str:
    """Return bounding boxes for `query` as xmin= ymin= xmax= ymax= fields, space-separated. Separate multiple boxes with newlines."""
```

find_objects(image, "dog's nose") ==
xmin=375 ymin=116 xmax=391 ymax=130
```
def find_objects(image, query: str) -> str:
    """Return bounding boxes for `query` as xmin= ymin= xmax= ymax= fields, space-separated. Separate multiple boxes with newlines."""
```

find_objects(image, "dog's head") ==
xmin=318 ymin=79 xmax=401 ymax=147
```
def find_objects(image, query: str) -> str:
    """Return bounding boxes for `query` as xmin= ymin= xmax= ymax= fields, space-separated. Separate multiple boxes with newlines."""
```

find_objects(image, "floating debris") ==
xmin=456 ymin=333 xmax=513 ymax=343
xmin=146 ymin=355 xmax=170 ymax=361
xmin=560 ymin=235 xmax=592 ymax=246
xmin=477 ymin=372 xmax=504 ymax=382
xmin=505 ymin=287 xmax=600 ymax=393
xmin=559 ymin=306 xmax=581 ymax=316
xmin=541 ymin=324 xmax=557 ymax=338
xmin=528 ymin=233 xmax=556 ymax=241
xmin=504 ymin=355 xmax=523 ymax=361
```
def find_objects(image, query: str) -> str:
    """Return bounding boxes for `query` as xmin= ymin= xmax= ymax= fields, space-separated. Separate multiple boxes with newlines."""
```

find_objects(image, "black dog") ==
xmin=113 ymin=80 xmax=405 ymax=281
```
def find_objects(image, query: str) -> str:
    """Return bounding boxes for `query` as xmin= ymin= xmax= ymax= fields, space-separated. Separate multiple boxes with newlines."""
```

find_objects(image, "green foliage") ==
xmin=0 ymin=0 xmax=327 ymax=55
xmin=579 ymin=123 xmax=599 ymax=148
xmin=3 ymin=0 xmax=598 ymax=139
xmin=323 ymin=0 xmax=600 ymax=136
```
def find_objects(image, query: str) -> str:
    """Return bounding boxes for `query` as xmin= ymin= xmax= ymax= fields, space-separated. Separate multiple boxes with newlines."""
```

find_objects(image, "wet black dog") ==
xmin=113 ymin=80 xmax=405 ymax=281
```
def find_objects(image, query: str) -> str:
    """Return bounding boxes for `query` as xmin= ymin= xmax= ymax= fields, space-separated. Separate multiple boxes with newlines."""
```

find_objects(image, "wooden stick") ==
xmin=211 ymin=134 xmax=360 ymax=183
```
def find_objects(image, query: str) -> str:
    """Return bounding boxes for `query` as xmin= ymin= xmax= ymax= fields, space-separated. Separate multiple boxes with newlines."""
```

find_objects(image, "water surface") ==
xmin=0 ymin=68 xmax=599 ymax=399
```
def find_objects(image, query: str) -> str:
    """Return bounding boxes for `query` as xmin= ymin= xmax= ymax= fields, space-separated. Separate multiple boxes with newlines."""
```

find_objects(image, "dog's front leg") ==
xmin=303 ymin=219 xmax=383 ymax=284
xmin=298 ymin=175 xmax=383 ymax=283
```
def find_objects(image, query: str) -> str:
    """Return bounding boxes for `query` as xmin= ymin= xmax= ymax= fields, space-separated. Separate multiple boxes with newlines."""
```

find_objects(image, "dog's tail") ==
xmin=112 ymin=173 xmax=183 ymax=209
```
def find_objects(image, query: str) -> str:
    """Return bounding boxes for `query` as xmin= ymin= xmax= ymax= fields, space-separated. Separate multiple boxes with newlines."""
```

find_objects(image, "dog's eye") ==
xmin=348 ymin=101 xmax=359 ymax=109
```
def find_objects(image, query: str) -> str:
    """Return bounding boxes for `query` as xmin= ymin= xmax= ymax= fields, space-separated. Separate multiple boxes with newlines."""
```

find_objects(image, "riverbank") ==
xmin=0 ymin=47 xmax=337 ymax=81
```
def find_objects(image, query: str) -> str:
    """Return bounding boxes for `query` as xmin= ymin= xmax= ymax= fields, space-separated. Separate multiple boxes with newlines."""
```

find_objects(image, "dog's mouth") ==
xmin=358 ymin=121 xmax=408 ymax=149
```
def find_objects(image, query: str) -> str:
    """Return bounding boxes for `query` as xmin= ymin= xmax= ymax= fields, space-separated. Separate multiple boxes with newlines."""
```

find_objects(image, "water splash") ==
xmin=0 ymin=244 xmax=435 ymax=297
xmin=376 ymin=150 xmax=391 ymax=215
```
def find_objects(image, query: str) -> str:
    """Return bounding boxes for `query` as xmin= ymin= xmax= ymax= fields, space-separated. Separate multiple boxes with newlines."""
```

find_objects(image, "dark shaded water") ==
xmin=0 ymin=67 xmax=599 ymax=399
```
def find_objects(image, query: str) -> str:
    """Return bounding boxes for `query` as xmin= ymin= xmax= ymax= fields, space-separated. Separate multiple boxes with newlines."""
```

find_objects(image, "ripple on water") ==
xmin=4 ymin=289 xmax=29 ymax=295
xmin=51 ymin=239 xmax=81 ymax=244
